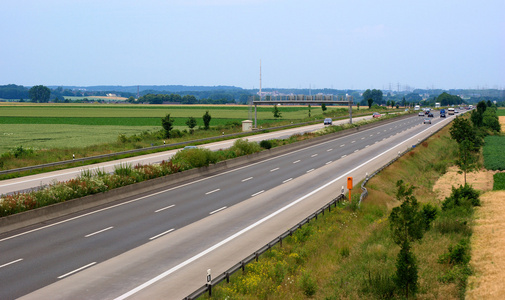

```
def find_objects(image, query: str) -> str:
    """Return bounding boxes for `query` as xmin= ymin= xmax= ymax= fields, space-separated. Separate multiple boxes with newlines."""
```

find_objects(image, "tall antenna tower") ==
xmin=137 ymin=85 xmax=140 ymax=99
xmin=259 ymin=59 xmax=262 ymax=101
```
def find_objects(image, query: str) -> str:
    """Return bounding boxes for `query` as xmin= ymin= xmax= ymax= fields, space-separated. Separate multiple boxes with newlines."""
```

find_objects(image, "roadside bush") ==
xmin=434 ymin=215 xmax=472 ymax=236
xmin=229 ymin=139 xmax=261 ymax=156
xmin=259 ymin=140 xmax=272 ymax=149
xmin=442 ymin=184 xmax=480 ymax=211
xmin=114 ymin=163 xmax=134 ymax=177
xmin=298 ymin=270 xmax=317 ymax=296
xmin=12 ymin=146 xmax=34 ymax=158
xmin=438 ymin=238 xmax=471 ymax=265
xmin=170 ymin=129 xmax=184 ymax=138
xmin=170 ymin=148 xmax=218 ymax=170
xmin=362 ymin=270 xmax=396 ymax=299
xmin=421 ymin=203 xmax=438 ymax=230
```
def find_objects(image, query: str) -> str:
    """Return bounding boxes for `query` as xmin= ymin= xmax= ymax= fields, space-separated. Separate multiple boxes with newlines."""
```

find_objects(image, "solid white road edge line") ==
xmin=58 ymin=262 xmax=96 ymax=279
xmin=113 ymin=119 xmax=446 ymax=300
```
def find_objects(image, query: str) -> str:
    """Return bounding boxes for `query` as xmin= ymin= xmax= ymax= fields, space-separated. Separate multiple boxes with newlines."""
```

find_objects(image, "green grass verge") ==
xmin=496 ymin=108 xmax=505 ymax=116
xmin=483 ymin=136 xmax=505 ymax=170
xmin=206 ymin=124 xmax=475 ymax=299
xmin=493 ymin=173 xmax=505 ymax=190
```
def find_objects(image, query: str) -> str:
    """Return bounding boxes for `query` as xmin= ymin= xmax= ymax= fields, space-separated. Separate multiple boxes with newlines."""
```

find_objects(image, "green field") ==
xmin=0 ymin=104 xmax=329 ymax=119
xmin=0 ymin=103 xmax=359 ymax=154
xmin=483 ymin=135 xmax=505 ymax=170
xmin=496 ymin=108 xmax=505 ymax=116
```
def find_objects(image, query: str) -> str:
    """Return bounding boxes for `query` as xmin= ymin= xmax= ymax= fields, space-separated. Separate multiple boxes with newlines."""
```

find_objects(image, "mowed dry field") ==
xmin=433 ymin=167 xmax=505 ymax=299
xmin=438 ymin=115 xmax=505 ymax=299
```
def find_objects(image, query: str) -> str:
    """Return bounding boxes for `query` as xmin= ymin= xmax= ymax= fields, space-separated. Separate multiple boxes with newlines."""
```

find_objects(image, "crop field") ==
xmin=483 ymin=136 xmax=505 ymax=170
xmin=0 ymin=103 xmax=347 ymax=119
xmin=496 ymin=108 xmax=505 ymax=116
xmin=0 ymin=103 xmax=355 ymax=153
xmin=1 ymin=124 xmax=160 ymax=152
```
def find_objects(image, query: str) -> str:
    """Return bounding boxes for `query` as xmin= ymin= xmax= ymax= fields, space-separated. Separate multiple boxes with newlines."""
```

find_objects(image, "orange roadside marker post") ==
xmin=347 ymin=177 xmax=353 ymax=201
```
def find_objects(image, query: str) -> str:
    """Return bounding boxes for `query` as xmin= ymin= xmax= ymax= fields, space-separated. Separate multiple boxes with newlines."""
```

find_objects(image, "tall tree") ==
xmin=449 ymin=116 xmax=480 ymax=149
xmin=321 ymin=103 xmax=327 ymax=112
xmin=161 ymin=114 xmax=174 ymax=138
xmin=367 ymin=98 xmax=373 ymax=109
xmin=456 ymin=139 xmax=478 ymax=185
xmin=28 ymin=85 xmax=50 ymax=103
xmin=185 ymin=116 xmax=197 ymax=134
xmin=389 ymin=180 xmax=425 ymax=298
xmin=272 ymin=105 xmax=282 ymax=118
xmin=202 ymin=111 xmax=212 ymax=130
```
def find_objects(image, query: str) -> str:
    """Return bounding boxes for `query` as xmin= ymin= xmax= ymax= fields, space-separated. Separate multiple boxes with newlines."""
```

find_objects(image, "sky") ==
xmin=1 ymin=0 xmax=504 ymax=90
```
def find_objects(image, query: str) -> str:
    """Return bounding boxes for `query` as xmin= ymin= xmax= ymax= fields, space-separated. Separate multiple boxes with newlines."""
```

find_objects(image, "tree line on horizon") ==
xmin=1 ymin=84 xmax=504 ymax=106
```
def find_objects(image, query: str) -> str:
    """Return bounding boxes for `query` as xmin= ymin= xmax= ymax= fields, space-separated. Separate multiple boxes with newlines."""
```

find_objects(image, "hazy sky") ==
xmin=1 ymin=0 xmax=504 ymax=90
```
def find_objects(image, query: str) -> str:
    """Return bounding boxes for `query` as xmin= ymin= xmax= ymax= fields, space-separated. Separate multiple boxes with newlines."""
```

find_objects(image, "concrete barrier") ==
xmin=0 ymin=114 xmax=413 ymax=234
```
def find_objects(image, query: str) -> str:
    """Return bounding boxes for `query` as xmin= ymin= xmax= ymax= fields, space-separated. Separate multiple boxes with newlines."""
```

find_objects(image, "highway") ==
xmin=0 ymin=111 xmax=458 ymax=299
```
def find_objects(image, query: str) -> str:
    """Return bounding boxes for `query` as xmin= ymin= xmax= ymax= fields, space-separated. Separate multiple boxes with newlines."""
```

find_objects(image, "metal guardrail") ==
xmin=184 ymin=193 xmax=346 ymax=299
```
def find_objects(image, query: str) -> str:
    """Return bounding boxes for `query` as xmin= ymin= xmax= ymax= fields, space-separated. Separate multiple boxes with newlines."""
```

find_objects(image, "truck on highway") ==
xmin=448 ymin=107 xmax=455 ymax=115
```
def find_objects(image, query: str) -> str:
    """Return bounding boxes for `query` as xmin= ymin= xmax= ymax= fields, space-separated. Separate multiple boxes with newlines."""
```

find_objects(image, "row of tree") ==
xmin=161 ymin=111 xmax=212 ymax=138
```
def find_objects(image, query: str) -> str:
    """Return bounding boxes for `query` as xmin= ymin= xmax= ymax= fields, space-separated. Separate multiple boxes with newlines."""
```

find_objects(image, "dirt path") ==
xmin=434 ymin=167 xmax=505 ymax=299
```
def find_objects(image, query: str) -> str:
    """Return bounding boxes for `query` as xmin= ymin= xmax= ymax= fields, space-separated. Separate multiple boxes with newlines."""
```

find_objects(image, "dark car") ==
xmin=428 ymin=112 xmax=434 ymax=117
xmin=324 ymin=118 xmax=332 ymax=125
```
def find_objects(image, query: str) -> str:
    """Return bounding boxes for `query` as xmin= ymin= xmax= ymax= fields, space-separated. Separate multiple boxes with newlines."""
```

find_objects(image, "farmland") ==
xmin=483 ymin=135 xmax=505 ymax=170
xmin=0 ymin=103 xmax=357 ymax=155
